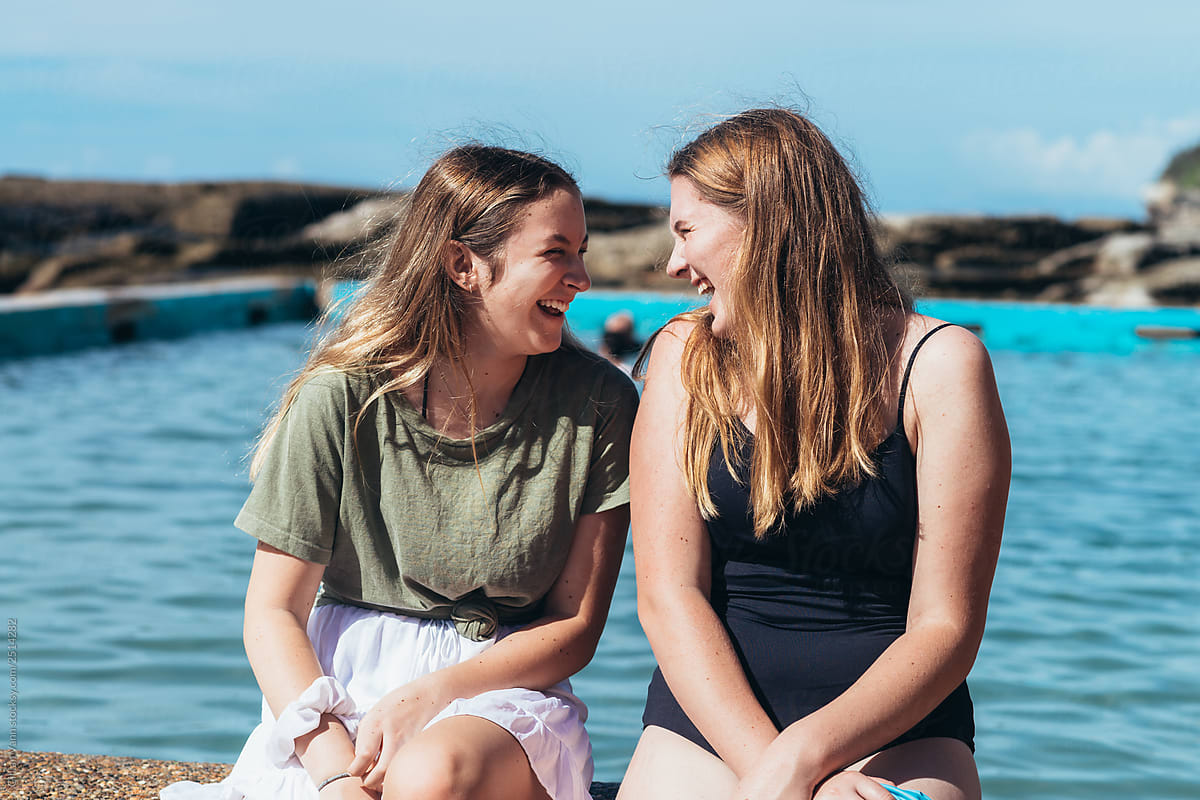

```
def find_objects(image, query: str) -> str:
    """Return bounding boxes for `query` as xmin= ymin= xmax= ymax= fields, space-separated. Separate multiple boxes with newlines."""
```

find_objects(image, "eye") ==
xmin=543 ymin=248 xmax=565 ymax=257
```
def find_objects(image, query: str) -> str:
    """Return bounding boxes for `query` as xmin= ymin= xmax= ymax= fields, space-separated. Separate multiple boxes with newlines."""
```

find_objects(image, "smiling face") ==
xmin=457 ymin=187 xmax=591 ymax=359
xmin=667 ymin=176 xmax=744 ymax=337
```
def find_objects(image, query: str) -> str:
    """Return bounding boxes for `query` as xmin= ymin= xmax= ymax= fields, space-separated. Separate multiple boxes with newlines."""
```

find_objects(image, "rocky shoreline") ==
xmin=2 ymin=175 xmax=1198 ymax=306
xmin=0 ymin=751 xmax=621 ymax=799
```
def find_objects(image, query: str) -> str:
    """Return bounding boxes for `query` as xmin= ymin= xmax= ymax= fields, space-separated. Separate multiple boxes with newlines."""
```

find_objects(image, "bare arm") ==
xmin=243 ymin=542 xmax=374 ymax=798
xmin=352 ymin=504 xmax=629 ymax=788
xmin=737 ymin=325 xmax=1011 ymax=799
xmin=632 ymin=321 xmax=778 ymax=776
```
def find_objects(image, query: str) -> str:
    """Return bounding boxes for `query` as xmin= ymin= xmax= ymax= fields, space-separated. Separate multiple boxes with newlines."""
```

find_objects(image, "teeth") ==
xmin=537 ymin=299 xmax=568 ymax=314
xmin=697 ymin=282 xmax=714 ymax=296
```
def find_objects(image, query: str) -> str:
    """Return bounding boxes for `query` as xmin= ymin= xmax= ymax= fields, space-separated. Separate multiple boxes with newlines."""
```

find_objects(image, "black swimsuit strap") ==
xmin=897 ymin=323 xmax=958 ymax=428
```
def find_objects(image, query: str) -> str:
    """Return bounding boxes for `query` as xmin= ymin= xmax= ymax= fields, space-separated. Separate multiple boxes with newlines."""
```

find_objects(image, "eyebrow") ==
xmin=545 ymin=233 xmax=589 ymax=246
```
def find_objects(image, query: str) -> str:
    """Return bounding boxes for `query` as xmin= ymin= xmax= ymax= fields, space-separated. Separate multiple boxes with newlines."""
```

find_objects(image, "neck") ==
xmin=423 ymin=336 xmax=530 ymax=438
xmin=441 ymin=352 xmax=528 ymax=407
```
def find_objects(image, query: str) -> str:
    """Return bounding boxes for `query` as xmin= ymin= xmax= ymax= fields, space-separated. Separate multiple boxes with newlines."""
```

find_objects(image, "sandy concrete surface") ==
xmin=0 ymin=751 xmax=620 ymax=799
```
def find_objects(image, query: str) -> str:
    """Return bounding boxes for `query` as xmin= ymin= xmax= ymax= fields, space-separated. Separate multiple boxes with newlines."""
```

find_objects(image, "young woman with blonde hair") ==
xmin=162 ymin=145 xmax=637 ymax=800
xmin=619 ymin=109 xmax=1010 ymax=800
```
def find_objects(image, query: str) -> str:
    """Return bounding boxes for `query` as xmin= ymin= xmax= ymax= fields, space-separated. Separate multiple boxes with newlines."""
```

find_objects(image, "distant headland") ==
xmin=3 ymin=154 xmax=1198 ymax=306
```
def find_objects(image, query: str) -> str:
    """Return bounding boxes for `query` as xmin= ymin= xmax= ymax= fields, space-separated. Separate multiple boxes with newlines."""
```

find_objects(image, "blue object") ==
xmin=883 ymin=786 xmax=933 ymax=800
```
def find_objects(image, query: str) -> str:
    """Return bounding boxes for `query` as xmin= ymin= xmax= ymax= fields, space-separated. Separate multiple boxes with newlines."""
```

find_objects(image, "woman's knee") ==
xmin=380 ymin=738 xmax=482 ymax=800
xmin=617 ymin=726 xmax=737 ymax=800
xmin=857 ymin=738 xmax=980 ymax=800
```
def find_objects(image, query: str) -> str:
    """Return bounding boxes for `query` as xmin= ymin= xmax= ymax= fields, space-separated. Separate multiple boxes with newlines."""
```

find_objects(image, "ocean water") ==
xmin=1 ymin=293 xmax=1198 ymax=797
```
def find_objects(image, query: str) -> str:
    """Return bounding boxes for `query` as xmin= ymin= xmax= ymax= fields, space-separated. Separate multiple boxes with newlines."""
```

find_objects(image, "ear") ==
xmin=443 ymin=240 xmax=480 ymax=292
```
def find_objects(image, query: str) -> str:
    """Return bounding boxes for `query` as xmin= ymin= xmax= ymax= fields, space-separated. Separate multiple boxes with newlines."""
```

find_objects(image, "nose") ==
xmin=666 ymin=240 xmax=688 ymax=280
xmin=566 ymin=253 xmax=592 ymax=293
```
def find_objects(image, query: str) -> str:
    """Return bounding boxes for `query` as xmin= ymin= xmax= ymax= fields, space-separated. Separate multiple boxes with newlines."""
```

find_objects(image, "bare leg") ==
xmin=380 ymin=715 xmax=550 ymax=800
xmin=847 ymin=737 xmax=980 ymax=800
xmin=616 ymin=725 xmax=738 ymax=800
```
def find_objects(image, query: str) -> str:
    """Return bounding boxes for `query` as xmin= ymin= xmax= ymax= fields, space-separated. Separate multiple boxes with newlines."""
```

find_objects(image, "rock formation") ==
xmin=1147 ymin=142 xmax=1200 ymax=240
xmin=0 ymin=176 xmax=668 ymax=296
xmin=2 ymin=167 xmax=1199 ymax=305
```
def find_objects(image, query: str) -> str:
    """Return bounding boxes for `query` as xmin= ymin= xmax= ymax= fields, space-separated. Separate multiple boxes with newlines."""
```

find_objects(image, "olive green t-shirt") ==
xmin=235 ymin=346 xmax=638 ymax=640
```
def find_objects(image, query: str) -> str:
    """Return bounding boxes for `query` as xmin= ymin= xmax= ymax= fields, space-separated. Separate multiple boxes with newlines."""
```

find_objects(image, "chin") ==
xmin=708 ymin=308 xmax=729 ymax=338
xmin=531 ymin=333 xmax=563 ymax=355
xmin=705 ymin=294 xmax=729 ymax=337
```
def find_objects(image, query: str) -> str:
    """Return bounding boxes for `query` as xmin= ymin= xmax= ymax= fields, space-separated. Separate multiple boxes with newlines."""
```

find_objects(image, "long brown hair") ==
xmin=667 ymin=108 xmax=911 ymax=537
xmin=250 ymin=145 xmax=578 ymax=479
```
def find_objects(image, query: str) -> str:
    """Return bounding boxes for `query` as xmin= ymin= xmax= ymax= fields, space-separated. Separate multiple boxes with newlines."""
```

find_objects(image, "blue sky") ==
xmin=4 ymin=1 xmax=1199 ymax=218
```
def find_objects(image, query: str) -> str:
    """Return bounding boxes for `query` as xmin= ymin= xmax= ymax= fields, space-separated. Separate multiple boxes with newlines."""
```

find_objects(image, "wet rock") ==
xmin=1034 ymin=239 xmax=1106 ymax=278
xmin=1139 ymin=256 xmax=1200 ymax=303
xmin=584 ymin=224 xmax=673 ymax=288
xmin=1095 ymin=233 xmax=1156 ymax=277
xmin=3 ymin=176 xmax=1198 ymax=306
xmin=877 ymin=214 xmax=1137 ymax=267
xmin=582 ymin=198 xmax=667 ymax=232
xmin=0 ymin=177 xmax=674 ymax=295
xmin=1146 ymin=141 xmax=1200 ymax=245
xmin=301 ymin=198 xmax=400 ymax=246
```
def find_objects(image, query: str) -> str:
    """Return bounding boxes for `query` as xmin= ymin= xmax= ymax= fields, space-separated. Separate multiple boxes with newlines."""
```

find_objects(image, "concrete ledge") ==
xmin=0 ymin=751 xmax=620 ymax=799
xmin=1 ymin=751 xmax=228 ymax=799
xmin=0 ymin=277 xmax=319 ymax=359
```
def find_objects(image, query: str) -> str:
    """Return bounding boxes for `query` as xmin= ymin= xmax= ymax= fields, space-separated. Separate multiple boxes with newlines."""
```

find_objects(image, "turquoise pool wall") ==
xmin=3 ymin=280 xmax=1198 ymax=361
xmin=0 ymin=279 xmax=318 ymax=359
xmin=326 ymin=283 xmax=1200 ymax=355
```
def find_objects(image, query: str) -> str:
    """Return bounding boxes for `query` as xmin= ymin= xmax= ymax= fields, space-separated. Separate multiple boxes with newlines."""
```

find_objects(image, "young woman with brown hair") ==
xmin=618 ymin=109 xmax=1010 ymax=800
xmin=162 ymin=145 xmax=637 ymax=800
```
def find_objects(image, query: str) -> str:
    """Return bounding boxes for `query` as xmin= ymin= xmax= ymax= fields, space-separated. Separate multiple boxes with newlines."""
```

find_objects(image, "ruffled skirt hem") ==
xmin=159 ymin=602 xmax=593 ymax=800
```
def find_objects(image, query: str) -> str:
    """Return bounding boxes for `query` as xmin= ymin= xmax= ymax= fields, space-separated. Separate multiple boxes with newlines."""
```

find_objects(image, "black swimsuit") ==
xmin=641 ymin=323 xmax=975 ymax=754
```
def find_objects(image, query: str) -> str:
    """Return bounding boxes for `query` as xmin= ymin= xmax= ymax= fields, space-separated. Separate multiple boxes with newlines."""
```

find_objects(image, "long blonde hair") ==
xmin=250 ymin=145 xmax=578 ymax=479
xmin=668 ymin=108 xmax=911 ymax=537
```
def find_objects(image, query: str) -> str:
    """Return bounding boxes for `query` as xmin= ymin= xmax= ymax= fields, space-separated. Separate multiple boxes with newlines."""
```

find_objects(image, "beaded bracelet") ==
xmin=317 ymin=771 xmax=354 ymax=792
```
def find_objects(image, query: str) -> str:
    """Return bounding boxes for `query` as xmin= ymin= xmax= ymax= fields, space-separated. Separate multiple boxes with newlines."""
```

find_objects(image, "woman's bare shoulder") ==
xmin=639 ymin=317 xmax=697 ymax=380
xmin=900 ymin=313 xmax=993 ymax=382
xmin=657 ymin=317 xmax=699 ymax=349
xmin=900 ymin=313 xmax=1005 ymax=445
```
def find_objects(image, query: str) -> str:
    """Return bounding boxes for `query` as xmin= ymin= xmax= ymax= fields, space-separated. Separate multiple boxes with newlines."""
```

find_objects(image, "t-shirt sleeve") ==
xmin=234 ymin=373 xmax=348 ymax=564
xmin=580 ymin=367 xmax=640 ymax=516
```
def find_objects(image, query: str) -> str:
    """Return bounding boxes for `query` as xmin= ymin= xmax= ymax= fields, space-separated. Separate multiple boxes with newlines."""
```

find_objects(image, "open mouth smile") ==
xmin=537 ymin=299 xmax=569 ymax=317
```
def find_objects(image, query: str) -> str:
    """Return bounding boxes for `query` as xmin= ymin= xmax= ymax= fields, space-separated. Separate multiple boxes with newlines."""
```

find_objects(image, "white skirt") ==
xmin=160 ymin=602 xmax=594 ymax=800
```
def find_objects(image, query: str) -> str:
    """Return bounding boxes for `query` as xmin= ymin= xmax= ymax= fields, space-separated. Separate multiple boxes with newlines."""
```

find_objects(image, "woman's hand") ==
xmin=811 ymin=772 xmax=896 ymax=800
xmin=727 ymin=727 xmax=820 ymax=800
xmin=347 ymin=674 xmax=452 ymax=790
xmin=733 ymin=761 xmax=895 ymax=800
xmin=732 ymin=766 xmax=816 ymax=800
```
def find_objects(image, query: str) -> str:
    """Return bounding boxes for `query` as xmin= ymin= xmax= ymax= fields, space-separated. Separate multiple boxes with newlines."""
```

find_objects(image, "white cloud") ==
xmin=961 ymin=116 xmax=1200 ymax=198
